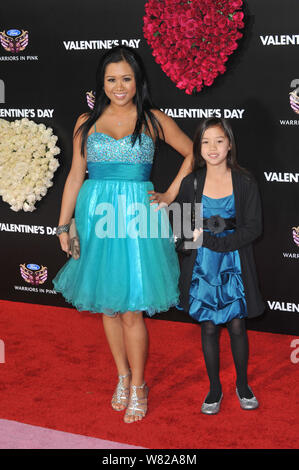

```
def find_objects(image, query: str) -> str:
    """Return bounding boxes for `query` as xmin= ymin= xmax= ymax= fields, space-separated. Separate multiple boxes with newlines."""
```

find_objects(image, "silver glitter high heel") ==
xmin=201 ymin=393 xmax=223 ymax=415
xmin=236 ymin=386 xmax=259 ymax=410
xmin=111 ymin=371 xmax=131 ymax=411
xmin=124 ymin=382 xmax=148 ymax=423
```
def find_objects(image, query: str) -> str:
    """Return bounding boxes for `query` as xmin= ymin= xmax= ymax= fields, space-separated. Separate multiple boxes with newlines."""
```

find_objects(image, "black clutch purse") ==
xmin=175 ymin=176 xmax=198 ymax=255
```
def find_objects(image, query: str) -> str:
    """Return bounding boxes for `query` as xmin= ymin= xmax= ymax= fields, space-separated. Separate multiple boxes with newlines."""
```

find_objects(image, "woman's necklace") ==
xmin=108 ymin=108 xmax=136 ymax=127
xmin=116 ymin=115 xmax=136 ymax=126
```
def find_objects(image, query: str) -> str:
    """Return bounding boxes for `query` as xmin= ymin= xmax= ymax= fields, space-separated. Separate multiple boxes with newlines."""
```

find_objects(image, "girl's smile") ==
xmin=201 ymin=125 xmax=231 ymax=167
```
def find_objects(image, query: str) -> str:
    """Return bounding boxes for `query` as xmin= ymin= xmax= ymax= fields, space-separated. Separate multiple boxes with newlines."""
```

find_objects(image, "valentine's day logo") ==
xmin=267 ymin=301 xmax=299 ymax=313
xmin=63 ymin=39 xmax=141 ymax=50
xmin=264 ymin=172 xmax=299 ymax=183
xmin=260 ymin=35 xmax=299 ymax=46
xmin=143 ymin=0 xmax=244 ymax=94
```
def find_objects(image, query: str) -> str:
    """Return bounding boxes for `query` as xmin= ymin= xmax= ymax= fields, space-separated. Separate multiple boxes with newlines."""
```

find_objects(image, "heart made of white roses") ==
xmin=0 ymin=118 xmax=60 ymax=212
xmin=143 ymin=0 xmax=244 ymax=94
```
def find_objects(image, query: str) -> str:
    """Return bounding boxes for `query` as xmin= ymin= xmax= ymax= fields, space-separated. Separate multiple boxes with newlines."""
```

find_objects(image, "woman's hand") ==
xmin=148 ymin=190 xmax=174 ymax=211
xmin=193 ymin=228 xmax=203 ymax=242
xmin=58 ymin=232 xmax=72 ymax=257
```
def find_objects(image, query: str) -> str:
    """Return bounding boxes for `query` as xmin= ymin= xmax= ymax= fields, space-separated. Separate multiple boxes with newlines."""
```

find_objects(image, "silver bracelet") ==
xmin=56 ymin=223 xmax=70 ymax=236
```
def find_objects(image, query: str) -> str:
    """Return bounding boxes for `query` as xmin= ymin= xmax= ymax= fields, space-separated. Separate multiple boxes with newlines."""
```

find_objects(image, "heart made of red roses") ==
xmin=143 ymin=0 xmax=244 ymax=94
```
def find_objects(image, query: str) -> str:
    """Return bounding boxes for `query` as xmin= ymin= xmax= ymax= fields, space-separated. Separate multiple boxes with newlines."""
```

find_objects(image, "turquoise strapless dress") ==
xmin=52 ymin=132 xmax=180 ymax=316
xmin=188 ymin=194 xmax=247 ymax=325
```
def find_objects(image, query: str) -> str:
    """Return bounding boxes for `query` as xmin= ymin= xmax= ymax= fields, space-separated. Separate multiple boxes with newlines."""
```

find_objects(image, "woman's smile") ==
xmin=104 ymin=61 xmax=136 ymax=107
xmin=113 ymin=92 xmax=127 ymax=100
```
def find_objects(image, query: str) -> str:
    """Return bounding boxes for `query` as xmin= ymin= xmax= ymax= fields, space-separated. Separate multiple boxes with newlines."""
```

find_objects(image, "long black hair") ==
xmin=192 ymin=117 xmax=246 ymax=173
xmin=76 ymin=46 xmax=163 ymax=157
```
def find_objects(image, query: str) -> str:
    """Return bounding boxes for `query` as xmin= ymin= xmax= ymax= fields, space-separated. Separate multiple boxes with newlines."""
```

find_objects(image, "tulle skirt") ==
xmin=52 ymin=179 xmax=180 ymax=316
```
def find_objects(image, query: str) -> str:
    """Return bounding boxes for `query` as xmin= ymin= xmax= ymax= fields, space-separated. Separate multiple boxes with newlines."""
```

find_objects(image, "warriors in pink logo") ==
xmin=292 ymin=226 xmax=299 ymax=247
xmin=0 ymin=29 xmax=28 ymax=53
xmin=289 ymin=87 xmax=299 ymax=114
xmin=20 ymin=263 xmax=48 ymax=286
xmin=86 ymin=91 xmax=95 ymax=109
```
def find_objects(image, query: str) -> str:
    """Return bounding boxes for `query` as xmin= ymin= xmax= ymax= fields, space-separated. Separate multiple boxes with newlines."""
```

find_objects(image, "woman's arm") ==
xmin=57 ymin=114 xmax=87 ymax=226
xmin=57 ymin=114 xmax=88 ymax=254
xmin=148 ymin=110 xmax=193 ymax=207
xmin=202 ymin=179 xmax=262 ymax=252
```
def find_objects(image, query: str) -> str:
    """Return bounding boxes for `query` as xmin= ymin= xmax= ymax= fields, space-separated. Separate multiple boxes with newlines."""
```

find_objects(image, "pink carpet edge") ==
xmin=0 ymin=419 xmax=145 ymax=449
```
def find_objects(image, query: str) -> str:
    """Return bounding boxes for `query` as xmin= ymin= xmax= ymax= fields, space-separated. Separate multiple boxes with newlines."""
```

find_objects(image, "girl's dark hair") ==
xmin=192 ymin=117 xmax=245 ymax=173
xmin=76 ymin=46 xmax=163 ymax=157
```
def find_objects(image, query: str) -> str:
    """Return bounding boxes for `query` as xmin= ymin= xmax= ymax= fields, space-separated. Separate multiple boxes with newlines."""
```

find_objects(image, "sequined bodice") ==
xmin=87 ymin=132 xmax=154 ymax=164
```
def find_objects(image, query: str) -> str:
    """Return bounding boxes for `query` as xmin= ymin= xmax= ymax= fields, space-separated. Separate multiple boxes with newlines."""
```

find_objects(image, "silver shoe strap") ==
xmin=115 ymin=371 xmax=131 ymax=400
xmin=118 ymin=371 xmax=131 ymax=380
xmin=127 ymin=382 xmax=147 ymax=414
xmin=131 ymin=382 xmax=146 ymax=397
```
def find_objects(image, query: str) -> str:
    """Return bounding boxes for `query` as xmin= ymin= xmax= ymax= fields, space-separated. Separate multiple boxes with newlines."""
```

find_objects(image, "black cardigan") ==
xmin=176 ymin=167 xmax=265 ymax=319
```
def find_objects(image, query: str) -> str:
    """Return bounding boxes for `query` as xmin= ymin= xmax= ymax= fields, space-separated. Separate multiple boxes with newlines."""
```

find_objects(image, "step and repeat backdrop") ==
xmin=0 ymin=0 xmax=298 ymax=334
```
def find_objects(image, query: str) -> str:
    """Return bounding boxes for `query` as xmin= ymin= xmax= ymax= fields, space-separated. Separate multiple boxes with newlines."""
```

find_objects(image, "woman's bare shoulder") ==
xmin=74 ymin=112 xmax=89 ymax=128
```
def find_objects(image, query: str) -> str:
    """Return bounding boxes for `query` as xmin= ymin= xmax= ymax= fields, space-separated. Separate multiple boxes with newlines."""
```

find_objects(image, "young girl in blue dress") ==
xmin=177 ymin=117 xmax=264 ymax=414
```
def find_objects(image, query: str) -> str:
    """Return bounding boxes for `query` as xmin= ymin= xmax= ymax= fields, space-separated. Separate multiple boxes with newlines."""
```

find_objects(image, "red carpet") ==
xmin=0 ymin=299 xmax=298 ymax=449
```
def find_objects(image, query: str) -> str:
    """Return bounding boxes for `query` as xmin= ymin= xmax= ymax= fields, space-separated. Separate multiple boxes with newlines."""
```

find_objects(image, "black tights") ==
xmin=201 ymin=318 xmax=253 ymax=403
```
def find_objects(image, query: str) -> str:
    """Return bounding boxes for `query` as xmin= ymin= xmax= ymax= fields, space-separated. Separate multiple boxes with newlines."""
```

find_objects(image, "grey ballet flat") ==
xmin=236 ymin=386 xmax=259 ymax=410
xmin=201 ymin=393 xmax=223 ymax=415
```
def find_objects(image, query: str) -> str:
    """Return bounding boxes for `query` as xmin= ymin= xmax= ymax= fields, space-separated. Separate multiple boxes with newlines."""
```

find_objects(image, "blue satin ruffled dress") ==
xmin=188 ymin=194 xmax=247 ymax=325
xmin=52 ymin=132 xmax=180 ymax=316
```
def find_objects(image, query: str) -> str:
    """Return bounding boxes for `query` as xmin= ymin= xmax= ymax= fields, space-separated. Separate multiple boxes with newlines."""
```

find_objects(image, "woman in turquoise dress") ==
xmin=52 ymin=46 xmax=193 ymax=423
xmin=176 ymin=117 xmax=264 ymax=414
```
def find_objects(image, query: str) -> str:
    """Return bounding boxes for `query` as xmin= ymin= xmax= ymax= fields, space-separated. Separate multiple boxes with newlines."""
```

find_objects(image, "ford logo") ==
xmin=26 ymin=263 xmax=41 ymax=271
xmin=6 ymin=29 xmax=22 ymax=37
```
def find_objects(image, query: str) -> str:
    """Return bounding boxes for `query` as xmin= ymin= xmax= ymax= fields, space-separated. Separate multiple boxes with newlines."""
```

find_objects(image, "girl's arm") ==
xmin=172 ymin=172 xmax=195 ymax=242
xmin=175 ymin=172 xmax=193 ymax=204
xmin=148 ymin=110 xmax=193 ymax=207
xmin=202 ymin=178 xmax=262 ymax=252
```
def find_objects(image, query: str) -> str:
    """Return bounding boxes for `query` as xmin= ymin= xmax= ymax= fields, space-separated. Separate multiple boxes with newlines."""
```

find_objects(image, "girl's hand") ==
xmin=58 ymin=232 xmax=72 ymax=257
xmin=193 ymin=228 xmax=203 ymax=242
xmin=148 ymin=190 xmax=174 ymax=211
